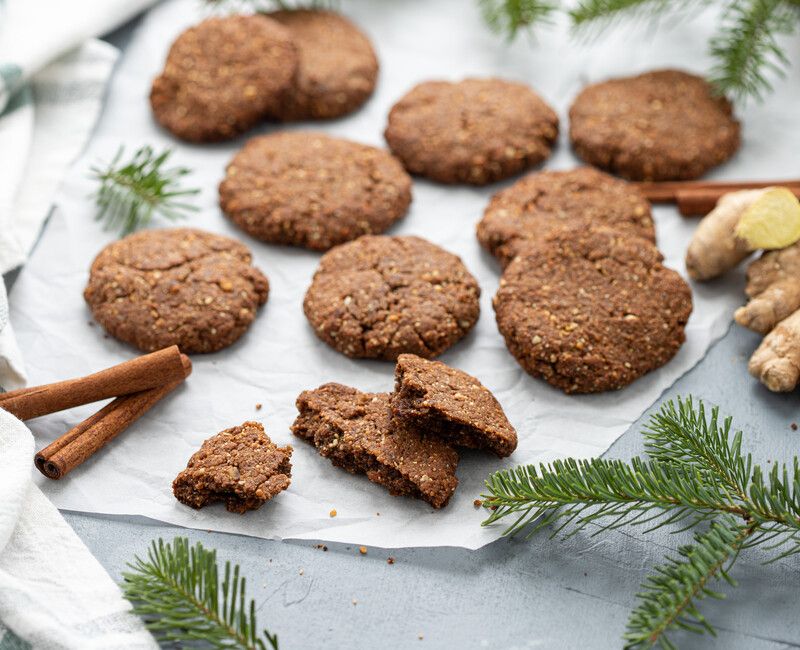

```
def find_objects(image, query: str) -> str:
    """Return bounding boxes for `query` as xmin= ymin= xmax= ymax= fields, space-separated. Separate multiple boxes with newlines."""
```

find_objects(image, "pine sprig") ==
xmin=710 ymin=0 xmax=799 ymax=100
xmin=122 ymin=537 xmax=279 ymax=650
xmin=90 ymin=146 xmax=199 ymax=236
xmin=481 ymin=397 xmax=800 ymax=647
xmin=479 ymin=0 xmax=559 ymax=39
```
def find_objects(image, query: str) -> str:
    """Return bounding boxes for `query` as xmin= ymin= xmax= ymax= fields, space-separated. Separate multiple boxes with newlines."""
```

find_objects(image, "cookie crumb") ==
xmin=473 ymin=499 xmax=483 ymax=508
xmin=359 ymin=546 xmax=367 ymax=555
xmin=329 ymin=508 xmax=337 ymax=518
xmin=791 ymin=422 xmax=798 ymax=431
xmin=315 ymin=543 xmax=328 ymax=552
xmin=299 ymin=568 xmax=304 ymax=576
xmin=352 ymin=599 xmax=358 ymax=606
xmin=418 ymin=633 xmax=424 ymax=640
xmin=255 ymin=403 xmax=263 ymax=410
xmin=387 ymin=557 xmax=395 ymax=565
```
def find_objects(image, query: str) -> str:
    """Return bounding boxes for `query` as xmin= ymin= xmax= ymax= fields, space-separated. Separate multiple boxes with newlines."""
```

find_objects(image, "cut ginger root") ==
xmin=749 ymin=308 xmax=800 ymax=392
xmin=735 ymin=240 xmax=800 ymax=334
xmin=686 ymin=187 xmax=800 ymax=281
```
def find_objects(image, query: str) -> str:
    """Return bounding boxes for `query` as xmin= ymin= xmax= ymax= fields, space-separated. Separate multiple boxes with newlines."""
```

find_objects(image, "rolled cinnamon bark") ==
xmin=676 ymin=186 xmax=800 ymax=216
xmin=636 ymin=179 xmax=800 ymax=204
xmin=34 ymin=378 xmax=187 ymax=480
xmin=0 ymin=346 xmax=190 ymax=421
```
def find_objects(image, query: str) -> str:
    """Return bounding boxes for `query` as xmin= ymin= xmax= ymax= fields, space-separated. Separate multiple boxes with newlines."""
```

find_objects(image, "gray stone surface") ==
xmin=64 ymin=323 xmax=800 ymax=650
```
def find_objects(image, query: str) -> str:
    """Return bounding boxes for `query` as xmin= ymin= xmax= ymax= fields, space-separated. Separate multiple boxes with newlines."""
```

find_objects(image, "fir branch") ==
xmin=481 ymin=398 xmax=800 ymax=647
xmin=90 ymin=146 xmax=199 ymax=236
xmin=709 ymin=0 xmax=799 ymax=100
xmin=478 ymin=0 xmax=558 ymax=39
xmin=624 ymin=518 xmax=751 ymax=649
xmin=569 ymin=0 xmax=708 ymax=29
xmin=122 ymin=537 xmax=279 ymax=650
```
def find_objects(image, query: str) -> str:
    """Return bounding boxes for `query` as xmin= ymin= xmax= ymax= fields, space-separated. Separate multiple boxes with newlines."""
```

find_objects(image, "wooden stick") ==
xmin=0 ymin=346 xmax=190 ymax=421
xmin=636 ymin=179 xmax=800 ymax=203
xmin=34 ymin=379 xmax=185 ymax=480
xmin=676 ymin=186 xmax=800 ymax=217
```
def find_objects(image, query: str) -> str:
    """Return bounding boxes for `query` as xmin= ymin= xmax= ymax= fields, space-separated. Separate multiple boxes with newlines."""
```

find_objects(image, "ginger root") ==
xmin=686 ymin=187 xmax=800 ymax=281
xmin=748 ymin=308 xmax=800 ymax=392
xmin=735 ymin=240 xmax=800 ymax=334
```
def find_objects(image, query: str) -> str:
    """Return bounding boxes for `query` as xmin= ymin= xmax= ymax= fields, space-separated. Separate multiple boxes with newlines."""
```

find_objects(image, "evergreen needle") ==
xmin=481 ymin=396 xmax=800 ymax=647
xmin=122 ymin=537 xmax=279 ymax=650
xmin=90 ymin=145 xmax=199 ymax=236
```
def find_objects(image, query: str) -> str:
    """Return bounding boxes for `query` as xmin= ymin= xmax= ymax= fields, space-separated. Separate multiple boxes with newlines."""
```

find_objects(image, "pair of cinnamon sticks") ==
xmin=636 ymin=178 xmax=800 ymax=216
xmin=0 ymin=346 xmax=191 ymax=480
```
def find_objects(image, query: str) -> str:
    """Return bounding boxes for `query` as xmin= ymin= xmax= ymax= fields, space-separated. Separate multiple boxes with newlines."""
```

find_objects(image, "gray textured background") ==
xmin=12 ymin=13 xmax=800 ymax=650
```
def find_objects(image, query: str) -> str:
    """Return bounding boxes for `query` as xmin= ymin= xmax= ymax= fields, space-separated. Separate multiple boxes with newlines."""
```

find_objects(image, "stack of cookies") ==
xmin=292 ymin=354 xmax=518 ymax=509
xmin=150 ymin=10 xmax=379 ymax=142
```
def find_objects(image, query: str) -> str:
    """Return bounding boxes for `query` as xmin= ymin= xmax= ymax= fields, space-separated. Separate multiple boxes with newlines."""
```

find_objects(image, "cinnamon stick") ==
xmin=676 ymin=186 xmax=800 ymax=217
xmin=0 ymin=346 xmax=189 ymax=421
xmin=34 ymin=379 xmax=185 ymax=480
xmin=635 ymin=179 xmax=800 ymax=203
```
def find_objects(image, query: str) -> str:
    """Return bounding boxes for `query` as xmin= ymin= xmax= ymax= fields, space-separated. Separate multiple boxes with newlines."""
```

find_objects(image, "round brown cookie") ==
xmin=493 ymin=226 xmax=692 ymax=393
xmin=303 ymin=235 xmax=480 ymax=359
xmin=267 ymin=10 xmax=378 ymax=120
xmin=477 ymin=167 xmax=655 ymax=267
xmin=219 ymin=132 xmax=411 ymax=251
xmin=150 ymin=15 xmax=298 ymax=142
xmin=384 ymin=78 xmax=559 ymax=185
xmin=569 ymin=69 xmax=740 ymax=181
xmin=84 ymin=228 xmax=269 ymax=354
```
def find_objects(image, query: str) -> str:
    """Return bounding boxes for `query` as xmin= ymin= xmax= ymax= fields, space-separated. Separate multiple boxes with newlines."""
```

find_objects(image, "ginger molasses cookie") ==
xmin=173 ymin=421 xmax=292 ymax=513
xmin=477 ymin=167 xmax=655 ymax=267
xmin=303 ymin=235 xmax=480 ymax=360
xmin=84 ymin=228 xmax=269 ymax=354
xmin=150 ymin=15 xmax=298 ymax=142
xmin=268 ymin=10 xmax=378 ymax=120
xmin=384 ymin=78 xmax=558 ymax=185
xmin=219 ymin=132 xmax=411 ymax=251
xmin=569 ymin=69 xmax=740 ymax=181
xmin=292 ymin=383 xmax=459 ymax=509
xmin=391 ymin=354 xmax=517 ymax=457
xmin=493 ymin=227 xmax=692 ymax=393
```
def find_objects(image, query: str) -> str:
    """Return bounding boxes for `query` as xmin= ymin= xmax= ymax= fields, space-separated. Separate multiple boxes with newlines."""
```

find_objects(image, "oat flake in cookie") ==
xmin=292 ymin=383 xmax=459 ymax=509
xmin=493 ymin=227 xmax=693 ymax=393
xmin=267 ymin=10 xmax=378 ymax=120
xmin=150 ymin=15 xmax=298 ymax=142
xmin=84 ymin=228 xmax=269 ymax=354
xmin=219 ymin=132 xmax=411 ymax=251
xmin=173 ymin=421 xmax=292 ymax=513
xmin=569 ymin=69 xmax=740 ymax=181
xmin=391 ymin=354 xmax=517 ymax=457
xmin=303 ymin=235 xmax=480 ymax=359
xmin=385 ymin=78 xmax=559 ymax=185
xmin=477 ymin=167 xmax=655 ymax=268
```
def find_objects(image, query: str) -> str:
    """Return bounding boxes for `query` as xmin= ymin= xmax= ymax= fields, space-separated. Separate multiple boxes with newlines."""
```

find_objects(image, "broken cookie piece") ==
xmin=391 ymin=354 xmax=517 ymax=457
xmin=173 ymin=421 xmax=292 ymax=513
xmin=292 ymin=383 xmax=458 ymax=508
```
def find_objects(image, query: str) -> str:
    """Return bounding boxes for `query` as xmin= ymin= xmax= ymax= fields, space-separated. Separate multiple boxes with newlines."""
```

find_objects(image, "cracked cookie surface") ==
xmin=220 ymin=132 xmax=411 ymax=251
xmin=569 ymin=69 xmax=740 ymax=181
xmin=391 ymin=354 xmax=517 ymax=457
xmin=493 ymin=227 xmax=692 ymax=393
xmin=173 ymin=421 xmax=292 ymax=513
xmin=384 ymin=78 xmax=558 ymax=185
xmin=292 ymin=383 xmax=459 ymax=509
xmin=84 ymin=228 xmax=269 ymax=354
xmin=150 ymin=15 xmax=298 ymax=142
xmin=303 ymin=235 xmax=480 ymax=360
xmin=267 ymin=10 xmax=378 ymax=120
xmin=477 ymin=167 xmax=655 ymax=267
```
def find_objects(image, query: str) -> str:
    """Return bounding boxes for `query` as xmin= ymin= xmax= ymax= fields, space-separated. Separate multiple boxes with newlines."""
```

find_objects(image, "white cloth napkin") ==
xmin=0 ymin=409 xmax=157 ymax=649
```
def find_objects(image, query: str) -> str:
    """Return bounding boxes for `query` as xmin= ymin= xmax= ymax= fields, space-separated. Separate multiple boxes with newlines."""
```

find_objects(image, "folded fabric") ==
xmin=0 ymin=408 xmax=158 ymax=649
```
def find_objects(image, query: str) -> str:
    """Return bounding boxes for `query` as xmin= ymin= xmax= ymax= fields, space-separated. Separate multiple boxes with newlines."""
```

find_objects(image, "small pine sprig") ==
xmin=481 ymin=397 xmax=800 ymax=647
xmin=478 ymin=0 xmax=559 ymax=39
xmin=122 ymin=537 xmax=279 ymax=650
xmin=90 ymin=146 xmax=199 ymax=236
xmin=710 ymin=0 xmax=800 ymax=100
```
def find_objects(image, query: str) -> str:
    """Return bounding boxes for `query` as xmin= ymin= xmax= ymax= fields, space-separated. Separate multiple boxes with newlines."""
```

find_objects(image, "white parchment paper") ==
xmin=9 ymin=0 xmax=800 ymax=549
